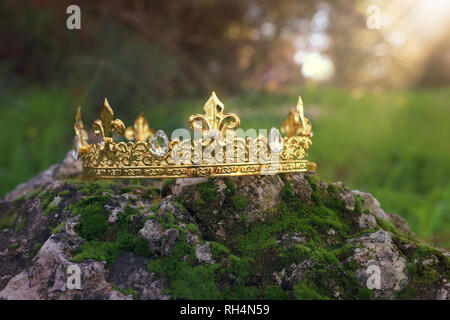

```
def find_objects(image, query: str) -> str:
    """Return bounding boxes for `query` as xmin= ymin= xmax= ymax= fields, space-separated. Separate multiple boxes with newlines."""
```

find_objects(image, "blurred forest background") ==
xmin=0 ymin=0 xmax=449 ymax=248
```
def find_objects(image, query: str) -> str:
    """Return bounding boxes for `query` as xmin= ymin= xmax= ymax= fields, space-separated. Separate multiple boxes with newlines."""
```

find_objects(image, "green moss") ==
xmin=161 ymin=179 xmax=175 ymax=196
xmin=293 ymin=280 xmax=330 ymax=300
xmin=304 ymin=175 xmax=324 ymax=207
xmin=15 ymin=217 xmax=28 ymax=233
xmin=52 ymin=221 xmax=65 ymax=234
xmin=224 ymin=179 xmax=236 ymax=195
xmin=146 ymin=219 xmax=259 ymax=299
xmin=58 ymin=174 xmax=448 ymax=300
xmin=231 ymin=195 xmax=248 ymax=210
xmin=147 ymin=227 xmax=204 ymax=297
xmin=13 ymin=195 xmax=26 ymax=204
xmin=74 ymin=198 xmax=109 ymax=241
xmin=174 ymin=201 xmax=187 ymax=211
xmin=186 ymin=223 xmax=199 ymax=234
xmin=72 ymin=234 xmax=150 ymax=267
xmin=72 ymin=204 xmax=151 ymax=267
xmin=59 ymin=190 xmax=71 ymax=197
xmin=113 ymin=287 xmax=139 ymax=300
xmin=10 ymin=243 xmax=19 ymax=249
xmin=70 ymin=194 xmax=109 ymax=214
xmin=25 ymin=186 xmax=44 ymax=200
xmin=263 ymin=285 xmax=289 ymax=300
xmin=119 ymin=185 xmax=144 ymax=194
xmin=157 ymin=212 xmax=176 ymax=229
xmin=197 ymin=179 xmax=218 ymax=202
xmin=150 ymin=202 xmax=160 ymax=213
xmin=323 ymin=185 xmax=344 ymax=211
xmin=0 ymin=211 xmax=18 ymax=230
xmin=44 ymin=204 xmax=59 ymax=217
xmin=170 ymin=264 xmax=222 ymax=299
xmin=71 ymin=241 xmax=121 ymax=265
xmin=75 ymin=181 xmax=114 ymax=195
xmin=305 ymin=174 xmax=320 ymax=190
xmin=40 ymin=190 xmax=62 ymax=215
xmin=357 ymin=287 xmax=372 ymax=300
xmin=228 ymin=254 xmax=252 ymax=278
xmin=397 ymin=266 xmax=439 ymax=299
xmin=375 ymin=217 xmax=398 ymax=234
xmin=141 ymin=174 xmax=376 ymax=300
xmin=210 ymin=241 xmax=230 ymax=260
xmin=32 ymin=243 xmax=42 ymax=255
xmin=148 ymin=247 xmax=258 ymax=299
xmin=396 ymin=243 xmax=450 ymax=299
xmin=354 ymin=195 xmax=363 ymax=214
xmin=214 ymin=177 xmax=367 ymax=299
xmin=39 ymin=190 xmax=56 ymax=213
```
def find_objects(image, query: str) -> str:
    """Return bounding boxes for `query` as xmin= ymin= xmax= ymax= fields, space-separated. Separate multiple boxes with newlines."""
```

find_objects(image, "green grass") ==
xmin=0 ymin=86 xmax=448 ymax=247
xmin=0 ymin=87 xmax=74 ymax=196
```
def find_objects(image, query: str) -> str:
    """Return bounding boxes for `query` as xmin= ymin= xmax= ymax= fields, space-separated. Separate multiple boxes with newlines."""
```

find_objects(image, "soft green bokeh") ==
xmin=0 ymin=86 xmax=448 ymax=247
xmin=0 ymin=88 xmax=74 ymax=194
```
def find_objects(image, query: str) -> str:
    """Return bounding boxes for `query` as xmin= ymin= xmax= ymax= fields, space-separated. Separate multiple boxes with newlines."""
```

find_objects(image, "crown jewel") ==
xmin=73 ymin=92 xmax=316 ymax=178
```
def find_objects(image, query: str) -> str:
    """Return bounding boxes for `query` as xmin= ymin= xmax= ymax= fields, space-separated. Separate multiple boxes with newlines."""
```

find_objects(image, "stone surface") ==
xmin=195 ymin=242 xmax=215 ymax=264
xmin=347 ymin=230 xmax=408 ymax=299
xmin=0 ymin=153 xmax=448 ymax=300
xmin=107 ymin=252 xmax=170 ymax=300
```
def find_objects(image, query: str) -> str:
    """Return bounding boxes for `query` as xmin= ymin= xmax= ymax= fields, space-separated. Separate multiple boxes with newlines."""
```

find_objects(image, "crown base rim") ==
xmin=82 ymin=161 xmax=317 ymax=179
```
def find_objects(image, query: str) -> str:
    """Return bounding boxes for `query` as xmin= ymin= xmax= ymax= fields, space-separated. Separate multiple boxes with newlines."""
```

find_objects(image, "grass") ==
xmin=0 ymin=85 xmax=448 ymax=247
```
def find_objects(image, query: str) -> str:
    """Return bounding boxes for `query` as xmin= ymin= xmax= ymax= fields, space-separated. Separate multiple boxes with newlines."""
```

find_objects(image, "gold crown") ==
xmin=73 ymin=92 xmax=316 ymax=178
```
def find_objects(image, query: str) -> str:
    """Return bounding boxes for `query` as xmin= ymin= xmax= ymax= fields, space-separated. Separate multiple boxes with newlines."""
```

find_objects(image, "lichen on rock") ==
xmin=0 ymin=151 xmax=448 ymax=300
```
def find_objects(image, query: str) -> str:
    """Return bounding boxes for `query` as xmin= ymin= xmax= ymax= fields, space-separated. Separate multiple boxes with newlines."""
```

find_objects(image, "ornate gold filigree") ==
xmin=189 ymin=92 xmax=240 ymax=134
xmin=73 ymin=107 xmax=89 ymax=157
xmin=92 ymin=98 xmax=126 ymax=143
xmin=281 ymin=96 xmax=312 ymax=138
xmin=125 ymin=113 xmax=155 ymax=142
xmin=74 ymin=92 xmax=316 ymax=178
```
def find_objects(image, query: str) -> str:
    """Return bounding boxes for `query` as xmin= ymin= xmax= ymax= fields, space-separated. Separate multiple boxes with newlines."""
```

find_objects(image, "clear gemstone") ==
xmin=150 ymin=130 xmax=169 ymax=157
xmin=205 ymin=129 xmax=221 ymax=140
xmin=72 ymin=135 xmax=79 ymax=159
xmin=268 ymin=127 xmax=284 ymax=153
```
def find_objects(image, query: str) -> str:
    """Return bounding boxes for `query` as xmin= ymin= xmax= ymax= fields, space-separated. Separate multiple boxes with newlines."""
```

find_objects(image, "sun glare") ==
xmin=388 ymin=0 xmax=450 ymax=39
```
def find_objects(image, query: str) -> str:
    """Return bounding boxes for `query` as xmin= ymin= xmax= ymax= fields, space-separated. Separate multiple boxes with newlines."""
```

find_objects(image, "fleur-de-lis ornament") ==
xmin=189 ymin=92 xmax=240 ymax=134
xmin=92 ymin=98 xmax=125 ymax=143
xmin=73 ymin=106 xmax=89 ymax=159
xmin=281 ymin=96 xmax=313 ymax=138
xmin=124 ymin=113 xmax=155 ymax=142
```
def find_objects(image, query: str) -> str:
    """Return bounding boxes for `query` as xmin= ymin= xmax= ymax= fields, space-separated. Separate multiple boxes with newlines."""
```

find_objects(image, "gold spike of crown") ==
xmin=73 ymin=92 xmax=316 ymax=178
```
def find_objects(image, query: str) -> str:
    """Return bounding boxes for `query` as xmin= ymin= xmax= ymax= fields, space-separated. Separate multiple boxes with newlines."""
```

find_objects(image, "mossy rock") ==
xmin=0 ymin=153 xmax=448 ymax=300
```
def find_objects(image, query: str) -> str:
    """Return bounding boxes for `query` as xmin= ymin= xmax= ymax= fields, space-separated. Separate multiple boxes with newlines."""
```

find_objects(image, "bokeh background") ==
xmin=0 ymin=0 xmax=449 ymax=248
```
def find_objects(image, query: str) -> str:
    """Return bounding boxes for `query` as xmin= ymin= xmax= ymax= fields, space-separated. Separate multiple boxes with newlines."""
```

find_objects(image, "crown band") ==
xmin=83 ymin=160 xmax=315 ymax=179
xmin=73 ymin=92 xmax=316 ymax=179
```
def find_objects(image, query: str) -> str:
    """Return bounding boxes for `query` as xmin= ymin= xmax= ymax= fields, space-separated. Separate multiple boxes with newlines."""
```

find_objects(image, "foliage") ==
xmin=0 ymin=88 xmax=74 ymax=196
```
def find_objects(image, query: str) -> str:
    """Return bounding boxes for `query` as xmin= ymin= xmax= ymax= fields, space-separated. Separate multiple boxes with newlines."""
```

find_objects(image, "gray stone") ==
xmin=347 ymin=230 xmax=408 ymax=299
xmin=195 ymin=243 xmax=215 ymax=264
